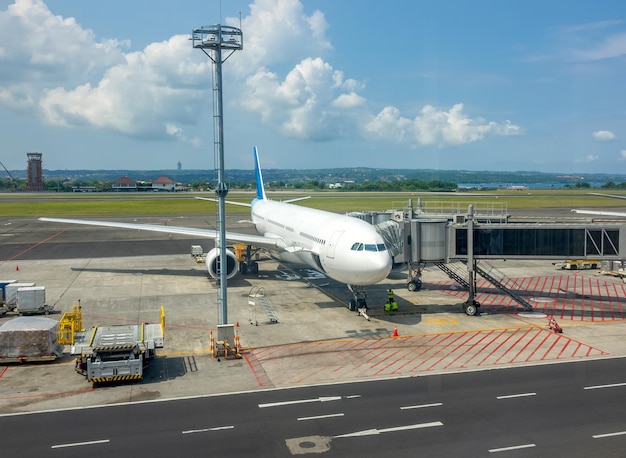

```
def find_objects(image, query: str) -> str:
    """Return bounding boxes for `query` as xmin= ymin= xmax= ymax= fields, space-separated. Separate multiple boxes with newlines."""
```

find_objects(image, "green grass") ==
xmin=0 ymin=190 xmax=624 ymax=217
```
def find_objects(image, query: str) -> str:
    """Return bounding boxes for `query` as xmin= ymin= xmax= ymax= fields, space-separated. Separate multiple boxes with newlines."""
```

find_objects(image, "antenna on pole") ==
xmin=192 ymin=25 xmax=243 ymax=325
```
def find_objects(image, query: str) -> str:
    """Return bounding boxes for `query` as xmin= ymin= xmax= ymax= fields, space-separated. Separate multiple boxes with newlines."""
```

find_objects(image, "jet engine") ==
xmin=205 ymin=247 xmax=239 ymax=279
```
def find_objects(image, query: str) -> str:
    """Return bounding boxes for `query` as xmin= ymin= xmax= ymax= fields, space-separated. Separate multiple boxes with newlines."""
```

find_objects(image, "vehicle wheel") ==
xmin=407 ymin=281 xmax=417 ymax=291
xmin=249 ymin=261 xmax=259 ymax=275
xmin=239 ymin=262 xmax=248 ymax=275
xmin=464 ymin=302 xmax=478 ymax=316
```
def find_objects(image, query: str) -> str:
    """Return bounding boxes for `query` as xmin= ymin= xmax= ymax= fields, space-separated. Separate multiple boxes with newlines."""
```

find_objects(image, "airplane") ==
xmin=40 ymin=147 xmax=393 ymax=307
xmin=571 ymin=192 xmax=626 ymax=218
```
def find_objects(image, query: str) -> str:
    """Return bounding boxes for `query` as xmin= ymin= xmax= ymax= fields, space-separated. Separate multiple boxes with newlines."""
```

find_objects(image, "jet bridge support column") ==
xmin=463 ymin=205 xmax=480 ymax=316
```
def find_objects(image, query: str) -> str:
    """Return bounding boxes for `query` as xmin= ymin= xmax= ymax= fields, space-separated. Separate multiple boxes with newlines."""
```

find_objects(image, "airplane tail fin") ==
xmin=254 ymin=146 xmax=267 ymax=201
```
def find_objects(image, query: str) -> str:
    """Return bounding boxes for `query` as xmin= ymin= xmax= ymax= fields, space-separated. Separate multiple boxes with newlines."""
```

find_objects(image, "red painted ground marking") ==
xmin=571 ymin=342 xmax=583 ymax=358
xmin=411 ymin=333 xmax=468 ymax=371
xmin=397 ymin=334 xmax=458 ymax=373
xmin=253 ymin=342 xmax=297 ymax=360
xmin=288 ymin=344 xmax=340 ymax=382
xmin=0 ymin=387 xmax=96 ymax=401
xmin=405 ymin=333 xmax=452 ymax=365
xmin=425 ymin=332 xmax=477 ymax=371
xmin=369 ymin=337 xmax=416 ymax=375
xmin=519 ymin=276 xmax=532 ymax=292
xmin=504 ymin=328 xmax=538 ymax=364
xmin=557 ymin=338 xmax=572 ymax=358
xmin=443 ymin=330 xmax=495 ymax=370
xmin=538 ymin=276 xmax=549 ymax=298
xmin=549 ymin=277 xmax=556 ymax=297
xmin=372 ymin=344 xmax=416 ymax=376
xmin=581 ymin=277 xmax=588 ymax=322
xmin=524 ymin=275 xmax=535 ymax=289
xmin=0 ymin=366 xmax=8 ymax=378
xmin=596 ymin=278 xmax=605 ymax=321
xmin=615 ymin=283 xmax=626 ymax=317
xmin=389 ymin=336 xmax=435 ymax=374
xmin=489 ymin=329 xmax=526 ymax=366
xmin=525 ymin=330 xmax=553 ymax=362
xmin=471 ymin=329 xmax=517 ymax=367
xmin=613 ymin=283 xmax=623 ymax=317
xmin=330 ymin=339 xmax=381 ymax=373
xmin=541 ymin=333 xmax=564 ymax=360
xmin=0 ymin=229 xmax=68 ymax=264
xmin=243 ymin=351 xmax=272 ymax=387
xmin=604 ymin=282 xmax=616 ymax=320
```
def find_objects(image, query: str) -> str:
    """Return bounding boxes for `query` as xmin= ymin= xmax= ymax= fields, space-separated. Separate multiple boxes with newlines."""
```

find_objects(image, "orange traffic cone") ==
xmin=15 ymin=265 xmax=19 ymax=271
xmin=393 ymin=326 xmax=398 ymax=337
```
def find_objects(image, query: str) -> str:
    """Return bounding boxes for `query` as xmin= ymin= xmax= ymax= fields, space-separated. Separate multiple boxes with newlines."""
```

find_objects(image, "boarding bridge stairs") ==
xmin=248 ymin=286 xmax=278 ymax=325
xmin=434 ymin=262 xmax=471 ymax=290
xmin=473 ymin=262 xmax=534 ymax=312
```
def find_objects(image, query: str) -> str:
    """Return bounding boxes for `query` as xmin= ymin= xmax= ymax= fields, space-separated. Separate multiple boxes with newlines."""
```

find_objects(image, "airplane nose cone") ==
xmin=365 ymin=253 xmax=392 ymax=284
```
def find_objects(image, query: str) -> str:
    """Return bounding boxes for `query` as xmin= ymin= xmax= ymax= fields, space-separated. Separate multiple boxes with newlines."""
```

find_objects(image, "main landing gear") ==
xmin=406 ymin=261 xmax=423 ymax=292
xmin=238 ymin=260 xmax=258 ymax=275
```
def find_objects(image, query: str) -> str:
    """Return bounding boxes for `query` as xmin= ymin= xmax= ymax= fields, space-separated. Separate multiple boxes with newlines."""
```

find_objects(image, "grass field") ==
xmin=0 ymin=189 xmax=625 ymax=217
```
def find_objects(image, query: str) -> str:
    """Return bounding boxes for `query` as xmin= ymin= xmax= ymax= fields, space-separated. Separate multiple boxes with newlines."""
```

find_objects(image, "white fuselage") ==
xmin=251 ymin=198 xmax=392 ymax=285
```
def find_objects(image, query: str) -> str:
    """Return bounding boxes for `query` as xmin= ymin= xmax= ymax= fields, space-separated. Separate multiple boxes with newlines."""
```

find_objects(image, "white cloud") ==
xmin=576 ymin=154 xmax=599 ymax=163
xmin=0 ymin=0 xmax=521 ymax=150
xmin=0 ymin=0 xmax=126 ymax=85
xmin=620 ymin=150 xmax=626 ymax=160
xmin=226 ymin=0 xmax=331 ymax=78
xmin=38 ymin=34 xmax=210 ymax=139
xmin=570 ymin=32 xmax=626 ymax=62
xmin=364 ymin=103 xmax=521 ymax=146
xmin=592 ymin=130 xmax=616 ymax=141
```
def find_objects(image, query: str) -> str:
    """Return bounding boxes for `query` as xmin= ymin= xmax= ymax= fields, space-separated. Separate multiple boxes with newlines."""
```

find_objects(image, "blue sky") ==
xmin=1 ymin=0 xmax=626 ymax=174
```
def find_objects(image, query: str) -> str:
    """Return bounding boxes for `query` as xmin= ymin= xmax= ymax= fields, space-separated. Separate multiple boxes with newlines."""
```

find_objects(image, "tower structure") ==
xmin=192 ymin=24 xmax=243 ymax=325
xmin=27 ymin=152 xmax=44 ymax=192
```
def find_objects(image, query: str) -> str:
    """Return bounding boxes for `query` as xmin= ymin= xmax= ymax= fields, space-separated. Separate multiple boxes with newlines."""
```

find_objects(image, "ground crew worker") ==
xmin=386 ymin=289 xmax=398 ymax=312
xmin=357 ymin=290 xmax=367 ymax=309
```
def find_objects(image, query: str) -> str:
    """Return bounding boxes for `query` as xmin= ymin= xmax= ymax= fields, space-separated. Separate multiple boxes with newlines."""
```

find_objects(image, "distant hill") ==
xmin=4 ymin=167 xmax=626 ymax=188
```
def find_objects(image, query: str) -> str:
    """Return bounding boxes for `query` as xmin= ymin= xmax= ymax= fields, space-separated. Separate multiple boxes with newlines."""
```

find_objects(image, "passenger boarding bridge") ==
xmin=359 ymin=201 xmax=625 ymax=316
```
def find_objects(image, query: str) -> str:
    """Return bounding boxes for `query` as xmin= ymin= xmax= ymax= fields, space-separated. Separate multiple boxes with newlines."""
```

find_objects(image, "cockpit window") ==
xmin=353 ymin=243 xmax=387 ymax=252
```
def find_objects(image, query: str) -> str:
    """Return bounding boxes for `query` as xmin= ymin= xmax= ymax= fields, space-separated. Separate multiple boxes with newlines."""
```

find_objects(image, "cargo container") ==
xmin=0 ymin=316 xmax=63 ymax=362
xmin=16 ymin=286 xmax=53 ymax=315
xmin=4 ymin=282 xmax=35 ymax=308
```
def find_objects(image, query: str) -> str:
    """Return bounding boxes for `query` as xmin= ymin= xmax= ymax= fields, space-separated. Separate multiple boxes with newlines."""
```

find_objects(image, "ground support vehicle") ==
xmin=72 ymin=310 xmax=164 ymax=383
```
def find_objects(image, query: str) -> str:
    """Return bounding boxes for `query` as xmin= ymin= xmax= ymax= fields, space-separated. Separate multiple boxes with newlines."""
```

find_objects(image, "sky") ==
xmin=1 ymin=0 xmax=626 ymax=174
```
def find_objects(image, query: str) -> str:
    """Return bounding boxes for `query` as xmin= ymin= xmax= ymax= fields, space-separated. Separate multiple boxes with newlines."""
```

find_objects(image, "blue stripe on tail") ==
xmin=254 ymin=146 xmax=267 ymax=201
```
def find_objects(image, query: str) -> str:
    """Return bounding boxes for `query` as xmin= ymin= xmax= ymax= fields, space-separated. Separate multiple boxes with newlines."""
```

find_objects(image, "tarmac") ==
xmin=1 ymin=215 xmax=626 ymax=415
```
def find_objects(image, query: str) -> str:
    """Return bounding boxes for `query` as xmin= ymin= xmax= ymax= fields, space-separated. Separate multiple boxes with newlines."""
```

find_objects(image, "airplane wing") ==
xmin=194 ymin=196 xmax=251 ymax=208
xmin=588 ymin=192 xmax=626 ymax=200
xmin=38 ymin=217 xmax=285 ymax=251
xmin=571 ymin=209 xmax=626 ymax=217
xmin=571 ymin=193 xmax=626 ymax=217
